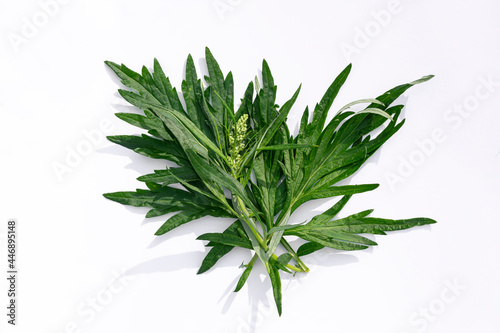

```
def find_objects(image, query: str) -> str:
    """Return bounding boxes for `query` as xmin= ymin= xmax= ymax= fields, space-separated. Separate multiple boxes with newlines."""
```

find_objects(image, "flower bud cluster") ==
xmin=228 ymin=114 xmax=248 ymax=171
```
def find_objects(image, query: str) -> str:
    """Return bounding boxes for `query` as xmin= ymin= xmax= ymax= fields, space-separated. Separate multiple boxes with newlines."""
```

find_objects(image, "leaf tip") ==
xmin=343 ymin=63 xmax=353 ymax=74
xmin=424 ymin=218 xmax=438 ymax=225
xmin=104 ymin=60 xmax=121 ymax=72
xmin=186 ymin=53 xmax=195 ymax=65
xmin=154 ymin=229 xmax=165 ymax=236
xmin=106 ymin=135 xmax=118 ymax=143
xmin=205 ymin=47 xmax=217 ymax=62
xmin=409 ymin=74 xmax=434 ymax=86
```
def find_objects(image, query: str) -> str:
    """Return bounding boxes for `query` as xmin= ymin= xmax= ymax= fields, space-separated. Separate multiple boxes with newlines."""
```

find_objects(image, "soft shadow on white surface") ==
xmin=97 ymin=145 xmax=169 ymax=175
xmin=105 ymin=64 xmax=127 ymax=87
xmin=144 ymin=226 xmax=187 ymax=248
xmin=125 ymin=251 xmax=204 ymax=274
xmin=217 ymin=264 xmax=274 ymax=332
xmin=217 ymin=274 xmax=241 ymax=313
xmin=216 ymin=251 xmax=360 ymax=332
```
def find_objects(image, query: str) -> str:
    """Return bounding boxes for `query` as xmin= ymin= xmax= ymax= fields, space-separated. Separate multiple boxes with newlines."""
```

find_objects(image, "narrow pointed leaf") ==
xmin=198 ymin=221 xmax=243 ymax=274
xmin=155 ymin=208 xmax=209 ymax=235
xmin=197 ymin=233 xmax=252 ymax=249
xmin=269 ymin=264 xmax=282 ymax=316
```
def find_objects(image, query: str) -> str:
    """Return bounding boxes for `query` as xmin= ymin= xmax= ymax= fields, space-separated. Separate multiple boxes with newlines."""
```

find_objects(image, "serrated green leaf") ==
xmin=106 ymin=134 xmax=186 ymax=163
xmin=137 ymin=167 xmax=198 ymax=185
xmin=105 ymin=61 xmax=159 ymax=105
xmin=152 ymin=58 xmax=185 ymax=111
xmin=307 ymin=195 xmax=352 ymax=226
xmin=198 ymin=221 xmax=243 ymax=274
xmin=267 ymin=223 xmax=305 ymax=235
xmin=115 ymin=112 xmax=172 ymax=140
xmin=104 ymin=52 xmax=435 ymax=316
xmin=309 ymin=64 xmax=351 ymax=142
xmin=293 ymin=184 xmax=378 ymax=211
xmin=145 ymin=206 xmax=180 ymax=218
xmin=286 ymin=211 xmax=435 ymax=252
xmin=155 ymin=208 xmax=222 ymax=235
xmin=103 ymin=187 xmax=191 ymax=208
xmin=197 ymin=233 xmax=252 ymax=249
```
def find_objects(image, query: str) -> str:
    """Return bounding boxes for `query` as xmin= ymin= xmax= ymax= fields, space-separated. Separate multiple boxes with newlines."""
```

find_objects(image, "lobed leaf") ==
xmin=103 ymin=50 xmax=435 ymax=316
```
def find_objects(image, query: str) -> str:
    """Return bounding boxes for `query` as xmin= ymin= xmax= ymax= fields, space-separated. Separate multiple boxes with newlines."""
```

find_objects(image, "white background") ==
xmin=1 ymin=0 xmax=499 ymax=332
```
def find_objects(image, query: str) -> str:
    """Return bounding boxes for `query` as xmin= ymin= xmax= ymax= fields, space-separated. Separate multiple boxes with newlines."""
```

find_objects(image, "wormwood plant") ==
xmin=103 ymin=47 xmax=436 ymax=315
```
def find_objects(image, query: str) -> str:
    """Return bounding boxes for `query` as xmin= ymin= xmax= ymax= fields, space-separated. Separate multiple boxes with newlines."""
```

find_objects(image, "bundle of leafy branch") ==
xmin=103 ymin=47 xmax=436 ymax=315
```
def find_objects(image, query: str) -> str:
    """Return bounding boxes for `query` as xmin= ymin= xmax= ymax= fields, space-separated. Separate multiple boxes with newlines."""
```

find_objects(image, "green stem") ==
xmin=264 ymin=206 xmax=309 ymax=273
xmin=270 ymin=254 xmax=303 ymax=273
xmin=246 ymin=254 xmax=259 ymax=267
xmin=232 ymin=198 xmax=307 ymax=273
xmin=232 ymin=196 xmax=268 ymax=251
xmin=280 ymin=238 xmax=309 ymax=273
xmin=228 ymin=171 xmax=306 ymax=274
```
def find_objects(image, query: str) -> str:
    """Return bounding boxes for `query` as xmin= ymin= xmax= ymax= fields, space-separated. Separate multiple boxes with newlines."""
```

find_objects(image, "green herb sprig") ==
xmin=103 ymin=47 xmax=436 ymax=315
